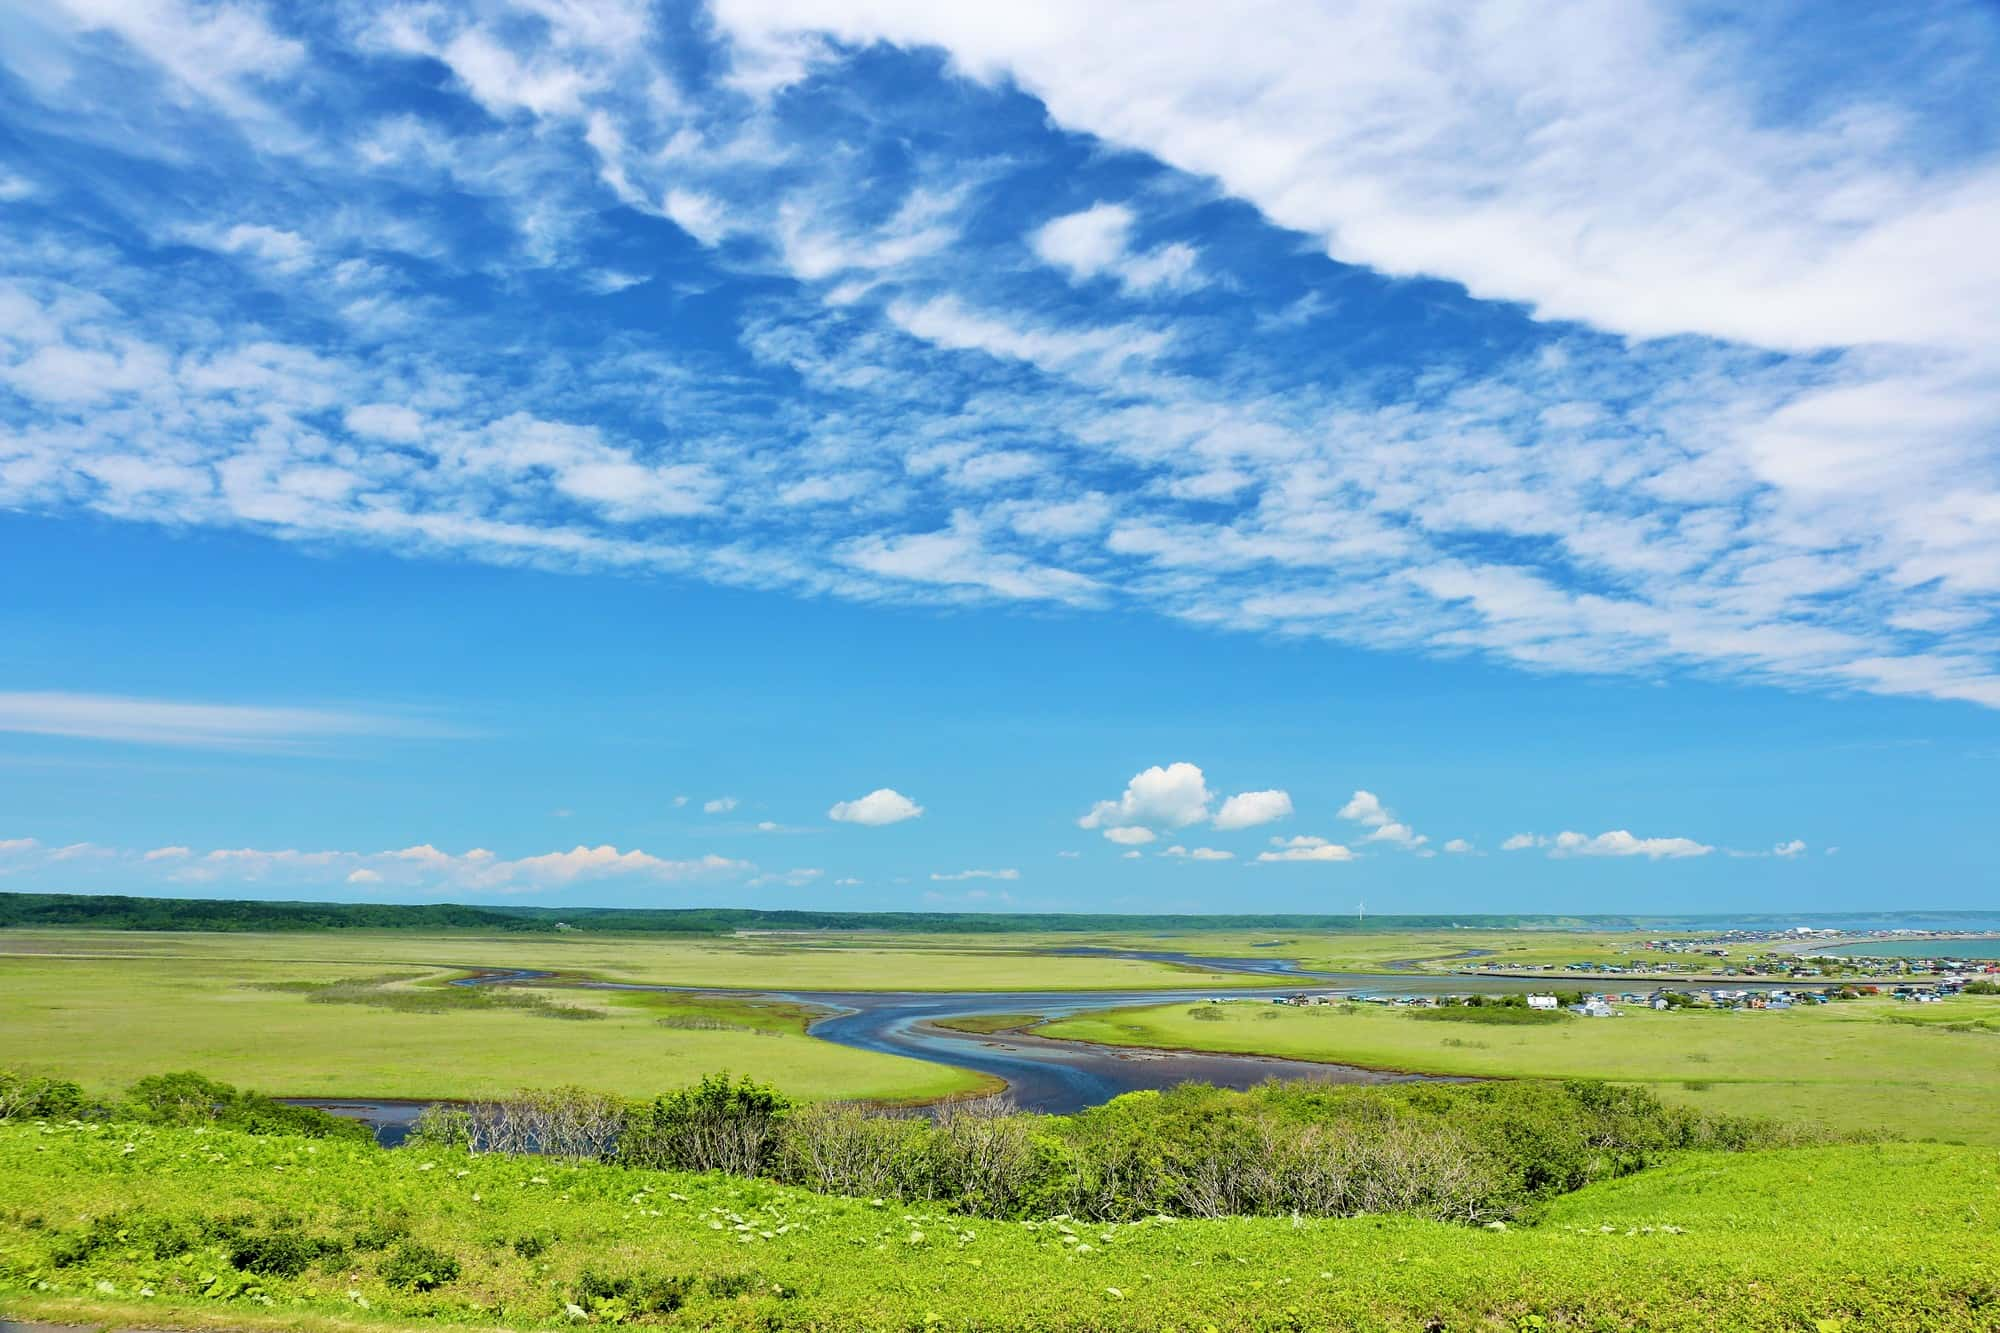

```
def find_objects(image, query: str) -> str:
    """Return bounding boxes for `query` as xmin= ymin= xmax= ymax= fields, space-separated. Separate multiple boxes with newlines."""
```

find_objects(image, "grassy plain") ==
xmin=0 ymin=928 xmax=1297 ymax=990
xmin=3 ymin=1121 xmax=1996 ymax=1331
xmin=1040 ymin=996 xmax=2000 ymax=1144
xmin=0 ymin=954 xmax=986 ymax=1104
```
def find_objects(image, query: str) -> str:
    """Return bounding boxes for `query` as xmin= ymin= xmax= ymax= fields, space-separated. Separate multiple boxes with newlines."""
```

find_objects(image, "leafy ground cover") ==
xmin=1039 ymin=996 xmax=2000 ymax=1144
xmin=1 ymin=1119 xmax=1995 ymax=1331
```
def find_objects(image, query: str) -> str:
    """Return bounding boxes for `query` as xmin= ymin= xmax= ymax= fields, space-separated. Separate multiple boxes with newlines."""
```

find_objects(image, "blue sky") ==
xmin=2 ymin=0 xmax=1998 ymax=913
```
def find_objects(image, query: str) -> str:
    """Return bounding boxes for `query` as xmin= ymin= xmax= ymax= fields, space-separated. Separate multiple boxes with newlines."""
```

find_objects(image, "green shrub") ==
xmin=119 ymin=1071 xmax=371 ymax=1141
xmin=380 ymin=1241 xmax=460 ymax=1291
xmin=575 ymin=1267 xmax=692 ymax=1318
xmin=618 ymin=1073 xmax=790 ymax=1175
xmin=1411 ymin=1005 xmax=1570 ymax=1025
xmin=0 ymin=1070 xmax=94 ymax=1120
xmin=229 ymin=1228 xmax=333 ymax=1278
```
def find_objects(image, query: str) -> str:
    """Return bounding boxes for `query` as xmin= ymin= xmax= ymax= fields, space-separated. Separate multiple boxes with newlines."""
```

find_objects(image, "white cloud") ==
xmin=1031 ymin=203 xmax=1131 ymax=279
xmin=7 ymin=0 xmax=1999 ymax=726
xmin=1256 ymin=839 xmax=1354 ymax=863
xmin=346 ymin=868 xmax=383 ymax=884
xmin=1443 ymin=838 xmax=1473 ymax=854
xmin=703 ymin=797 xmax=739 ymax=814
xmin=1337 ymin=790 xmax=1391 ymax=828
xmin=0 ymin=838 xmax=40 ymax=854
xmin=142 ymin=845 xmax=191 ymax=860
xmin=1120 ymin=849 xmax=1142 ymax=859
xmin=1551 ymin=830 xmax=1711 ymax=860
xmin=828 ymin=787 xmax=924 ymax=825
xmin=929 ymin=868 xmax=1019 ymax=881
xmin=1213 ymin=789 xmax=1292 ymax=831
xmin=1102 ymin=825 xmax=1156 ymax=846
xmin=1364 ymin=821 xmax=1427 ymax=850
xmin=1502 ymin=829 xmax=1714 ymax=859
xmin=1030 ymin=203 xmax=1206 ymax=296
xmin=718 ymin=1 xmax=1998 ymax=356
xmin=1339 ymin=791 xmax=1426 ymax=850
xmin=0 ymin=691 xmax=430 ymax=749
xmin=748 ymin=866 xmax=823 ymax=887
xmin=1163 ymin=845 xmax=1234 ymax=861
xmin=833 ymin=875 xmax=862 ymax=885
xmin=345 ymin=403 xmax=426 ymax=443
xmin=1773 ymin=839 xmax=1807 ymax=858
xmin=1079 ymin=762 xmax=1212 ymax=830
xmin=495 ymin=845 xmax=752 ymax=883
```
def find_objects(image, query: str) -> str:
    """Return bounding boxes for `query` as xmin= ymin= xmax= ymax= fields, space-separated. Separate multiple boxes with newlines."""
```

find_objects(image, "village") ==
xmin=1455 ymin=934 xmax=2000 ymax=984
xmin=1246 ymin=970 xmax=1992 ymax=1018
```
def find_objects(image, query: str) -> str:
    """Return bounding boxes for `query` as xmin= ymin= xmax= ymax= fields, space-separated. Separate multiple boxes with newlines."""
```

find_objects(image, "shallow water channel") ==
xmin=290 ymin=951 xmax=1851 ymax=1142
xmin=285 ymin=954 xmax=1547 ymax=1141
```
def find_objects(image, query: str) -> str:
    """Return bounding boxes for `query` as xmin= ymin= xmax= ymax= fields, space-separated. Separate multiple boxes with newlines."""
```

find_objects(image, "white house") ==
xmin=1526 ymin=995 xmax=1560 ymax=1011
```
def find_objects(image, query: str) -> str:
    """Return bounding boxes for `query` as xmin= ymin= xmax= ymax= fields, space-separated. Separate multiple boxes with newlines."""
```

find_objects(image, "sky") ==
xmin=2 ymin=0 xmax=1998 ymax=915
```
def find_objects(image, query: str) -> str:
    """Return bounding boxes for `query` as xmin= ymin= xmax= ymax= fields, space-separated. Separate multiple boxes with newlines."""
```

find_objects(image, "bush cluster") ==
xmin=411 ymin=1073 xmax=1825 ymax=1225
xmin=0 ymin=1068 xmax=371 ymax=1142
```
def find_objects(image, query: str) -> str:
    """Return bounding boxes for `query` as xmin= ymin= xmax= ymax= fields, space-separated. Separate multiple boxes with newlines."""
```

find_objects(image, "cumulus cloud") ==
xmin=1506 ymin=830 xmax=1714 ymax=860
xmin=703 ymin=797 xmax=739 ymax=814
xmin=1339 ymin=791 xmax=1427 ymax=850
xmin=1102 ymin=825 xmax=1157 ymax=846
xmin=1337 ymin=791 xmax=1392 ymax=828
xmin=929 ymin=868 xmax=1020 ymax=881
xmin=1443 ymin=838 xmax=1473 ymax=854
xmin=346 ymin=868 xmax=382 ymax=884
xmin=827 ymin=787 xmax=924 ymax=825
xmin=1163 ymin=845 xmax=1234 ymax=861
xmin=1256 ymin=838 xmax=1355 ymax=863
xmin=1213 ymin=789 xmax=1293 ymax=831
xmin=1773 ymin=839 xmax=1807 ymax=858
xmin=1078 ymin=762 xmax=1211 ymax=830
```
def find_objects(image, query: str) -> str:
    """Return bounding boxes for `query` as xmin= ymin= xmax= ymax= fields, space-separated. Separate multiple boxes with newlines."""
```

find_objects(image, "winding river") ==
xmin=294 ymin=951 xmax=1860 ymax=1141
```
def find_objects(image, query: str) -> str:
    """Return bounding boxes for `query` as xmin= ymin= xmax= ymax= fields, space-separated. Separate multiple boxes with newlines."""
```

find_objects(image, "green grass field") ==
xmin=1039 ymin=996 xmax=2000 ymax=1144
xmin=0 ymin=927 xmax=1300 ymax=990
xmin=2 ymin=1120 xmax=1995 ymax=1331
xmin=0 ymin=953 xmax=988 ymax=1104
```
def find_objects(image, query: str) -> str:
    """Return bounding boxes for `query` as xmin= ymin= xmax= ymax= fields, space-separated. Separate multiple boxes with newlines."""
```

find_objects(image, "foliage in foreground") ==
xmin=1 ymin=1120 xmax=1995 ymax=1332
xmin=402 ymin=1074 xmax=1832 ymax=1225
xmin=0 ymin=1069 xmax=369 ymax=1143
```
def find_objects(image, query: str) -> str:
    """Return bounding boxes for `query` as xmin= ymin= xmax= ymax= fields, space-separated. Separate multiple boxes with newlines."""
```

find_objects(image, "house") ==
xmin=1572 ymin=998 xmax=1617 ymax=1018
xmin=1526 ymin=995 xmax=1559 ymax=1011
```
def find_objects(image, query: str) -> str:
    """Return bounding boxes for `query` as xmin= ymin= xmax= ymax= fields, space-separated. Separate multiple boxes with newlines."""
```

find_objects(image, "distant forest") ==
xmin=1 ymin=891 xmax=1995 ymax=936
